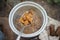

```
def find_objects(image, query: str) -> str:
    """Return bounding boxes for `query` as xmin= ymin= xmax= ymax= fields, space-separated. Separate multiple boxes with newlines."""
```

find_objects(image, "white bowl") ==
xmin=9 ymin=1 xmax=48 ymax=38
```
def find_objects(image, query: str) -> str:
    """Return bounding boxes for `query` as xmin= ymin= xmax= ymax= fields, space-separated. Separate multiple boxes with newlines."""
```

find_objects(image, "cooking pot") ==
xmin=9 ymin=1 xmax=48 ymax=38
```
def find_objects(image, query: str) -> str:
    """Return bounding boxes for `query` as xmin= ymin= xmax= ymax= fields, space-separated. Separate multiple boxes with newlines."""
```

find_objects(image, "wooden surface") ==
xmin=0 ymin=0 xmax=60 ymax=40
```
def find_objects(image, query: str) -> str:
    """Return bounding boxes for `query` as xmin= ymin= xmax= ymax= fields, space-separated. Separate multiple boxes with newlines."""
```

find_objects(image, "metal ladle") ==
xmin=16 ymin=11 xmax=30 ymax=40
xmin=16 ymin=25 xmax=26 ymax=40
xmin=16 ymin=23 xmax=31 ymax=40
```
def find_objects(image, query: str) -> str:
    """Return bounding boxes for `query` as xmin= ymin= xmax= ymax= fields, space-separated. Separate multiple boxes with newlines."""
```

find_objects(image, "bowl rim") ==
xmin=9 ymin=1 xmax=48 ymax=37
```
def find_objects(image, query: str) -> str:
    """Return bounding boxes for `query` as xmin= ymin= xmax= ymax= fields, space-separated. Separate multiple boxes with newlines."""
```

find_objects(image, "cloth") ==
xmin=0 ymin=31 xmax=4 ymax=40
xmin=39 ymin=17 xmax=60 ymax=40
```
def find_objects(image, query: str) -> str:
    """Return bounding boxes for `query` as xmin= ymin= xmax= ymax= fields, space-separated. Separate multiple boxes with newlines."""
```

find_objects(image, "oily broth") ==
xmin=13 ymin=6 xmax=43 ymax=34
xmin=23 ymin=10 xmax=42 ymax=34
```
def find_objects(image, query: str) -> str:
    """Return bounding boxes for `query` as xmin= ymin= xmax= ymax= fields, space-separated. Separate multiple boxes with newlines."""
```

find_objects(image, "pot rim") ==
xmin=9 ymin=1 xmax=48 ymax=37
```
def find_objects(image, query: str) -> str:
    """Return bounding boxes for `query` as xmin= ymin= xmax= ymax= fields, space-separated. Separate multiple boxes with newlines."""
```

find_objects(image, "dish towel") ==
xmin=39 ymin=16 xmax=60 ymax=40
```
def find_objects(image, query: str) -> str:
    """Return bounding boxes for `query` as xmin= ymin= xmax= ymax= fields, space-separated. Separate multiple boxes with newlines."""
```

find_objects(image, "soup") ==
xmin=14 ymin=9 xmax=42 ymax=34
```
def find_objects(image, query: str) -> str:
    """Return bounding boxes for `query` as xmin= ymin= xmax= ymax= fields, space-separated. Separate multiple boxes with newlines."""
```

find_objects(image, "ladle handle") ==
xmin=16 ymin=35 xmax=21 ymax=40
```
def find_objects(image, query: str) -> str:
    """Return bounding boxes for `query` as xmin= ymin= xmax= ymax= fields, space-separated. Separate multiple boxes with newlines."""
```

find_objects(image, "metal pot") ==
xmin=9 ymin=1 xmax=48 ymax=38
